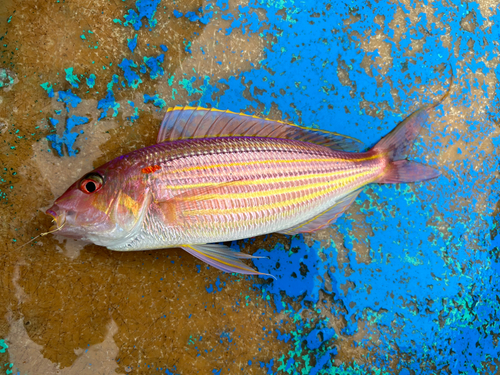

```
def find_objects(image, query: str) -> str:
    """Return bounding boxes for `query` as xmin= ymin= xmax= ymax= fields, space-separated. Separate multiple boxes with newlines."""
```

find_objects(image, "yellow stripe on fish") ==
xmin=169 ymin=153 xmax=384 ymax=175
xmin=183 ymin=170 xmax=376 ymax=216
xmin=182 ymin=174 xmax=364 ymax=202
xmin=163 ymin=169 xmax=372 ymax=190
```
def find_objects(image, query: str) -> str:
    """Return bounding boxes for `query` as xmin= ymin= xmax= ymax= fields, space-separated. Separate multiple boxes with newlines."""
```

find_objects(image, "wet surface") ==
xmin=1 ymin=0 xmax=500 ymax=374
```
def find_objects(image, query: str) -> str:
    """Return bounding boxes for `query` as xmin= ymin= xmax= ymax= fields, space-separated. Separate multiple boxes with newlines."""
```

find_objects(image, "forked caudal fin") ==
xmin=374 ymin=71 xmax=452 ymax=184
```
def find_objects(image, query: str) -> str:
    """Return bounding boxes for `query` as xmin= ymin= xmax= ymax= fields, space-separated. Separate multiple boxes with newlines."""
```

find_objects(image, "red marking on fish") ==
xmin=141 ymin=165 xmax=161 ymax=174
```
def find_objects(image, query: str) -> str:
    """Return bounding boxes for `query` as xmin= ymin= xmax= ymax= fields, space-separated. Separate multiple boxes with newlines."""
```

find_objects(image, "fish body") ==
xmin=112 ymin=136 xmax=385 ymax=249
xmin=47 ymin=104 xmax=442 ymax=276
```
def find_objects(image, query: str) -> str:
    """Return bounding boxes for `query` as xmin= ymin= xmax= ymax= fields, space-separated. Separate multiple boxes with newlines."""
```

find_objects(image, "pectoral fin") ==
xmin=278 ymin=188 xmax=363 ymax=235
xmin=181 ymin=244 xmax=274 ymax=278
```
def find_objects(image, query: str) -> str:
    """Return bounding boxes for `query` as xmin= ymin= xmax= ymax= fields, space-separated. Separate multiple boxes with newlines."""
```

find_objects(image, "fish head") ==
xmin=46 ymin=159 xmax=149 ymax=248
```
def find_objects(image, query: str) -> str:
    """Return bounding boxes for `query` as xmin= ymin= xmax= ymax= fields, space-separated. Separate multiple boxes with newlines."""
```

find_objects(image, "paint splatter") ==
xmin=143 ymin=55 xmax=164 ymax=79
xmin=86 ymin=74 xmax=96 ymax=89
xmin=118 ymin=58 xmax=142 ymax=89
xmin=57 ymin=90 xmax=81 ymax=112
xmin=97 ymin=90 xmax=120 ymax=120
xmin=40 ymin=82 xmax=54 ymax=98
xmin=144 ymin=94 xmax=166 ymax=108
xmin=127 ymin=100 xmax=139 ymax=122
xmin=64 ymin=67 xmax=80 ymax=88
xmin=127 ymin=34 xmax=138 ymax=53
xmin=123 ymin=0 xmax=161 ymax=30
xmin=46 ymin=116 xmax=89 ymax=157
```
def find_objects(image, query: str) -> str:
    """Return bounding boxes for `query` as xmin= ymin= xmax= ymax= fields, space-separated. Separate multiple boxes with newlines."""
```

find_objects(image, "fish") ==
xmin=46 ymin=97 xmax=446 ymax=277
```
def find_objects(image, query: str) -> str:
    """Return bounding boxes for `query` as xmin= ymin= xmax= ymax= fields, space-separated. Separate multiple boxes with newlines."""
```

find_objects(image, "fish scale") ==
xmin=123 ymin=136 xmax=386 ymax=247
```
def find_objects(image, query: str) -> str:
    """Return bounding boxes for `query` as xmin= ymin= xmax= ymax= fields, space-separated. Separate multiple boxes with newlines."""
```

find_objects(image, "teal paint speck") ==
xmin=64 ymin=67 xmax=80 ymax=88
xmin=40 ymin=82 xmax=54 ymax=98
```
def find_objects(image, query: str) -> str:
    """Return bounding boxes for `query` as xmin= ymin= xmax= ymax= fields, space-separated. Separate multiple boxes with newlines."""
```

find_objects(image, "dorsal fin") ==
xmin=157 ymin=106 xmax=362 ymax=152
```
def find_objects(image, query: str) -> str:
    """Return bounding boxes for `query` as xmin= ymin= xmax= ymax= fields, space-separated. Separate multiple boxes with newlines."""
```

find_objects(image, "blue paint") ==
xmin=40 ymin=82 xmax=54 ymax=98
xmin=57 ymin=90 xmax=81 ymax=112
xmin=185 ymin=0 xmax=500 ymax=373
xmin=118 ymin=58 xmax=142 ymax=88
xmin=160 ymin=44 xmax=168 ymax=52
xmin=39 ymin=0 xmax=500 ymax=372
xmin=224 ymin=5 xmax=264 ymax=36
xmin=143 ymin=55 xmax=164 ymax=79
xmin=180 ymin=6 xmax=213 ymax=25
xmin=206 ymin=276 xmax=225 ymax=294
xmin=216 ymin=0 xmax=229 ymax=11
xmin=173 ymin=10 xmax=183 ymax=18
xmin=49 ymin=118 xmax=59 ymax=127
xmin=184 ymin=40 xmax=192 ymax=54
xmin=86 ymin=74 xmax=96 ymax=88
xmin=106 ymin=74 xmax=119 ymax=92
xmin=97 ymin=91 xmax=120 ymax=120
xmin=144 ymin=94 xmax=166 ymax=108
xmin=128 ymin=34 xmax=138 ymax=53
xmin=127 ymin=100 xmax=139 ymax=122
xmin=123 ymin=0 xmax=161 ymax=30
xmin=46 ymin=116 xmax=89 ymax=157
xmin=165 ymin=366 xmax=179 ymax=375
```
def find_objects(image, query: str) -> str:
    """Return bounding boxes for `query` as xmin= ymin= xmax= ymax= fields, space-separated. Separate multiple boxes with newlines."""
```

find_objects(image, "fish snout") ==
xmin=46 ymin=205 xmax=67 ymax=230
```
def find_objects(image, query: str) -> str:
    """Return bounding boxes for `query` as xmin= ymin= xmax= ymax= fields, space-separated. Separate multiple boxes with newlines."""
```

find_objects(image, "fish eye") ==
xmin=80 ymin=173 xmax=104 ymax=194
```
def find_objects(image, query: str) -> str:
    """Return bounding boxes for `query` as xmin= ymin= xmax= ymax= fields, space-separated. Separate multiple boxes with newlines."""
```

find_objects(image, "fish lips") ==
xmin=46 ymin=205 xmax=67 ymax=232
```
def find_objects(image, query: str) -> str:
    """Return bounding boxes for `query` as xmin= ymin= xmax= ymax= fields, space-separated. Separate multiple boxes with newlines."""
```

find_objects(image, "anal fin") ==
xmin=278 ymin=188 xmax=363 ymax=235
xmin=181 ymin=244 xmax=274 ymax=278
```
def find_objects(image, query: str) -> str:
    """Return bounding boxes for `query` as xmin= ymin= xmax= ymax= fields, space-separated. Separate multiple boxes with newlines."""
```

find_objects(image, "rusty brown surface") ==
xmin=0 ymin=1 xmax=288 ymax=373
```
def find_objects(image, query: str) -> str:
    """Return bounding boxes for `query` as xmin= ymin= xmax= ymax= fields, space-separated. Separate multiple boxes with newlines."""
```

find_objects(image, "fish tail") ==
xmin=374 ymin=69 xmax=452 ymax=184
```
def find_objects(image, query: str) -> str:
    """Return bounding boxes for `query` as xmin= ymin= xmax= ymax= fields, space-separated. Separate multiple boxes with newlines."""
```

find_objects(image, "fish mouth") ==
xmin=46 ymin=207 xmax=66 ymax=231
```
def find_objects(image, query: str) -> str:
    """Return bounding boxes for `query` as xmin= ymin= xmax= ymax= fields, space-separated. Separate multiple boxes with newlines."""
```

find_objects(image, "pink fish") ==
xmin=46 ymin=101 xmax=443 ymax=277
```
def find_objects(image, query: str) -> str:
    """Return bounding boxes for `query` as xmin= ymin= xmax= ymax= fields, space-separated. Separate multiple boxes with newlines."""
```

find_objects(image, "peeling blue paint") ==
xmin=86 ymin=74 xmax=96 ymax=89
xmin=128 ymin=34 xmax=138 ymax=53
xmin=46 ymin=115 xmax=89 ymax=157
xmin=144 ymin=94 xmax=165 ymax=109
xmin=192 ymin=0 xmax=500 ymax=373
xmin=143 ymin=55 xmax=164 ymax=79
xmin=97 ymin=90 xmax=120 ymax=120
xmin=127 ymin=100 xmax=139 ymax=122
xmin=123 ymin=0 xmax=161 ymax=30
xmin=106 ymin=74 xmax=119 ymax=92
xmin=118 ymin=58 xmax=142 ymax=88
xmin=57 ymin=90 xmax=81 ymax=112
